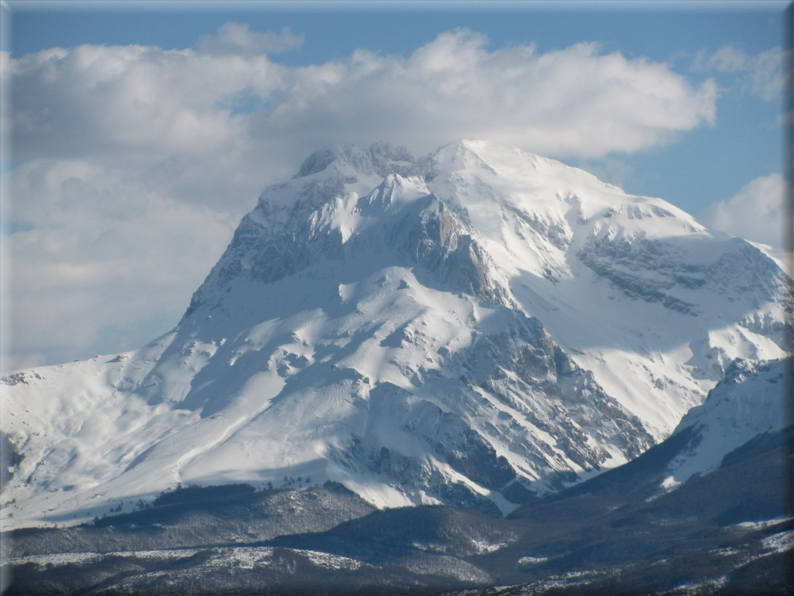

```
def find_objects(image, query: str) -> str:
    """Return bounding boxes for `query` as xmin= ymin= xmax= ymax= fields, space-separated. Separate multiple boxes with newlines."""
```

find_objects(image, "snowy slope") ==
xmin=1 ymin=141 xmax=791 ymax=529
xmin=662 ymin=357 xmax=793 ymax=487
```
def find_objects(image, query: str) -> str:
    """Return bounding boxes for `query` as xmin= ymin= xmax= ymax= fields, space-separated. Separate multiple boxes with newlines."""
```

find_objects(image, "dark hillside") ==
xmin=4 ymin=430 xmax=791 ymax=595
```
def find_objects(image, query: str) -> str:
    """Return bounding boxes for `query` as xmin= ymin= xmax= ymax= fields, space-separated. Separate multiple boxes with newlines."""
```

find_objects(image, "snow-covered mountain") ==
xmin=660 ymin=356 xmax=792 ymax=488
xmin=519 ymin=355 xmax=792 ymax=508
xmin=1 ymin=140 xmax=791 ymax=528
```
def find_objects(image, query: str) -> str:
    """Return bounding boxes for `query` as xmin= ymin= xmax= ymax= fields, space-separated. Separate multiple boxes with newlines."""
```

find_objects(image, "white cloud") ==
xmin=4 ymin=159 xmax=239 ymax=370
xmin=10 ymin=43 xmax=283 ymax=161
xmin=703 ymin=45 xmax=751 ymax=71
xmin=197 ymin=23 xmax=304 ymax=56
xmin=700 ymin=172 xmax=790 ymax=251
xmin=3 ymin=25 xmax=721 ymax=370
xmin=10 ymin=28 xmax=718 ymax=165
xmin=260 ymin=32 xmax=717 ymax=159
xmin=694 ymin=45 xmax=788 ymax=102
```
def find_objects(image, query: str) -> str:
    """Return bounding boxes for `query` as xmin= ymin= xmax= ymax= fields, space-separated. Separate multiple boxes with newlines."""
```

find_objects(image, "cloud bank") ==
xmin=3 ymin=26 xmax=722 ymax=370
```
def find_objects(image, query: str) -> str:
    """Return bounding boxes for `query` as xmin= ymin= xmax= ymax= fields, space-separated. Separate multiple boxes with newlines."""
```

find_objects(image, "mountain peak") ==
xmin=430 ymin=139 xmax=626 ymax=195
xmin=294 ymin=142 xmax=418 ymax=179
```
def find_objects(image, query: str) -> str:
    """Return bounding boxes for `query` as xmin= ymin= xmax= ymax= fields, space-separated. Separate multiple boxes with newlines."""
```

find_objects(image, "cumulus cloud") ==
xmin=10 ymin=44 xmax=284 ymax=162
xmin=11 ymin=28 xmax=718 ymax=165
xmin=700 ymin=173 xmax=790 ymax=250
xmin=265 ymin=34 xmax=717 ymax=159
xmin=694 ymin=45 xmax=788 ymax=102
xmin=3 ymin=25 xmax=721 ymax=370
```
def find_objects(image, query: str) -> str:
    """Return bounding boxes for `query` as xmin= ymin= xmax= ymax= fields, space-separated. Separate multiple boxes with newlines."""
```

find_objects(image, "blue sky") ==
xmin=1 ymin=1 xmax=791 ymax=370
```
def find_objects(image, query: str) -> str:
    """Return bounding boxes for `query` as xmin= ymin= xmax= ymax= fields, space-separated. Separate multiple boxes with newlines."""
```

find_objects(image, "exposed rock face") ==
xmin=579 ymin=230 xmax=793 ymax=320
xmin=390 ymin=194 xmax=514 ymax=306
